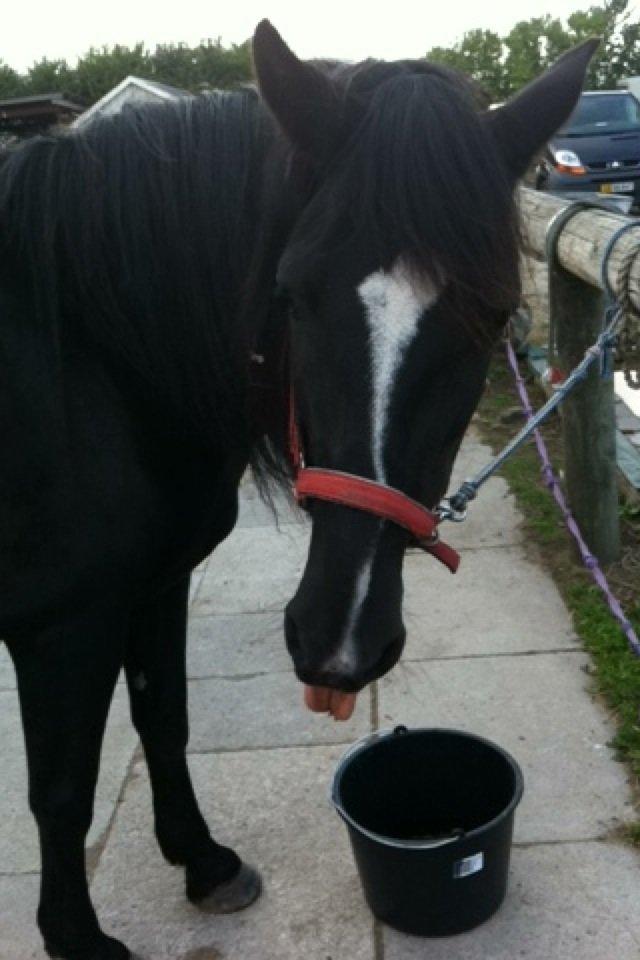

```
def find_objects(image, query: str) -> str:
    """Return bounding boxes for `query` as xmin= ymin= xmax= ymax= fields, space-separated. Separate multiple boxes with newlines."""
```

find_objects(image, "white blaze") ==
xmin=358 ymin=262 xmax=439 ymax=483
xmin=326 ymin=261 xmax=439 ymax=673
xmin=328 ymin=555 xmax=374 ymax=673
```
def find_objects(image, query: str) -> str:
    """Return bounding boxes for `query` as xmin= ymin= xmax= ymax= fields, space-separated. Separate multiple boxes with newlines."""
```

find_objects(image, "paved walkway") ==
xmin=2 ymin=432 xmax=640 ymax=959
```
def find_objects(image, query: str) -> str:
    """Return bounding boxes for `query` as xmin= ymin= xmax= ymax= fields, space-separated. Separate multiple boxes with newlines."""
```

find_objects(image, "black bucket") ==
xmin=331 ymin=726 xmax=524 ymax=937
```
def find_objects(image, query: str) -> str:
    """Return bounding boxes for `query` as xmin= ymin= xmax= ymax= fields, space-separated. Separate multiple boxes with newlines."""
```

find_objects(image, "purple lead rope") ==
xmin=505 ymin=338 xmax=640 ymax=659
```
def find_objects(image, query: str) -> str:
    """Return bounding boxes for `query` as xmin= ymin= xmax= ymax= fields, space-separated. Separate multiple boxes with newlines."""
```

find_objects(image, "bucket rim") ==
xmin=330 ymin=726 xmax=525 ymax=851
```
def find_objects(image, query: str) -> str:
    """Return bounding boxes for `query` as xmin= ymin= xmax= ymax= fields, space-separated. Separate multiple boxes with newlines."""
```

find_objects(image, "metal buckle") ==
xmin=412 ymin=530 xmax=441 ymax=554
xmin=419 ymin=530 xmax=440 ymax=548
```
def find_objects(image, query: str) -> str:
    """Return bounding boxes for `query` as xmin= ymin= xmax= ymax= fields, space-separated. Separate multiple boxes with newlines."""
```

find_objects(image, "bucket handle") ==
xmin=329 ymin=727 xmax=465 ymax=852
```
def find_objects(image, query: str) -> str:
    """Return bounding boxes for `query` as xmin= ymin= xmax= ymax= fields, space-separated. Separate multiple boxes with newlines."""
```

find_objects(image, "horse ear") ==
xmin=252 ymin=20 xmax=341 ymax=157
xmin=486 ymin=38 xmax=600 ymax=178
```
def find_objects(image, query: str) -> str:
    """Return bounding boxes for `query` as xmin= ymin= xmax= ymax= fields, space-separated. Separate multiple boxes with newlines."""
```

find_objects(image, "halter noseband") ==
xmin=288 ymin=392 xmax=460 ymax=573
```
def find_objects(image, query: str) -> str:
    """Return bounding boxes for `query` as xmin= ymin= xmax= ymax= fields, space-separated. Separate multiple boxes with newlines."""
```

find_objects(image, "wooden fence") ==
xmin=517 ymin=187 xmax=640 ymax=565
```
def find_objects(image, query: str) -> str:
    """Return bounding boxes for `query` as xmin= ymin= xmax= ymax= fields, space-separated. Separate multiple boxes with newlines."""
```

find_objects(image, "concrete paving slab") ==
xmin=203 ymin=524 xmax=310 ymax=584
xmin=236 ymin=485 xmax=302 ymax=529
xmin=439 ymin=436 xmax=525 ymax=548
xmin=0 ymin=874 xmax=44 ymax=960
xmin=0 ymin=683 xmax=138 ymax=874
xmin=384 ymin=841 xmax=640 ymax=960
xmin=440 ymin=474 xmax=524 ymax=550
xmin=187 ymin=613 xmax=289 ymax=678
xmin=91 ymin=749 xmax=374 ymax=960
xmin=0 ymin=642 xmax=15 ymax=690
xmin=187 ymin=672 xmax=369 ymax=752
xmin=190 ymin=576 xmax=300 ymax=617
xmin=189 ymin=570 xmax=204 ymax=606
xmin=191 ymin=524 xmax=309 ymax=617
xmin=449 ymin=439 xmax=489 ymax=474
xmin=377 ymin=653 xmax=633 ymax=843
xmin=402 ymin=545 xmax=579 ymax=659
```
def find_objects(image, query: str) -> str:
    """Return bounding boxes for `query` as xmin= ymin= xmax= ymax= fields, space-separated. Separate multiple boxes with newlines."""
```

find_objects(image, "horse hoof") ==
xmin=45 ymin=934 xmax=133 ymax=960
xmin=191 ymin=863 xmax=262 ymax=914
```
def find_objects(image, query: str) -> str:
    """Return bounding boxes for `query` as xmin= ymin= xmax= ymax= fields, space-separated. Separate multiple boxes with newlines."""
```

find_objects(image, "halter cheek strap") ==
xmin=289 ymin=393 xmax=460 ymax=574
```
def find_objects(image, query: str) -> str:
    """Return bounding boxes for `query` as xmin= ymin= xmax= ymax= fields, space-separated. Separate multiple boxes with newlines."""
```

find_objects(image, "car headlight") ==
xmin=552 ymin=149 xmax=586 ymax=175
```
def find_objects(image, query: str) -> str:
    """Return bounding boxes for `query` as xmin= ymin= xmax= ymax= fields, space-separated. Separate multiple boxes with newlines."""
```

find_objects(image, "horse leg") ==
xmin=6 ymin=607 xmax=132 ymax=960
xmin=124 ymin=576 xmax=261 ymax=912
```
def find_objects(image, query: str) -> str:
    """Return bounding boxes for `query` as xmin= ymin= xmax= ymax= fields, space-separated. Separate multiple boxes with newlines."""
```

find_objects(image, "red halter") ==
xmin=288 ymin=392 xmax=460 ymax=574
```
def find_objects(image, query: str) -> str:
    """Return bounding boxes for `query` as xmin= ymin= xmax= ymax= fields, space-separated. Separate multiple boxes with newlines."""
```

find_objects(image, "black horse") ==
xmin=1 ymin=22 xmax=594 ymax=960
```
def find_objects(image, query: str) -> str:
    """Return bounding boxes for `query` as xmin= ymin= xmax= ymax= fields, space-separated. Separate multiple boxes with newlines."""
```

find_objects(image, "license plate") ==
xmin=599 ymin=181 xmax=635 ymax=194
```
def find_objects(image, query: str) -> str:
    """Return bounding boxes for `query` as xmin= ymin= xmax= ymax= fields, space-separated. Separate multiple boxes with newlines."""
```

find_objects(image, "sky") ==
xmin=4 ymin=0 xmax=633 ymax=72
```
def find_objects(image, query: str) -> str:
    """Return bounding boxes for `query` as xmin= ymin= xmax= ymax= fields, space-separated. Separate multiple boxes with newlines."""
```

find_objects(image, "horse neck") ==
xmin=238 ymin=124 xmax=316 ymax=474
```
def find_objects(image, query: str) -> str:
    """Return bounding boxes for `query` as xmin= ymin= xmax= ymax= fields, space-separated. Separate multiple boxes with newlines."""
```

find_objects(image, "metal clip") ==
xmin=435 ymin=499 xmax=468 ymax=524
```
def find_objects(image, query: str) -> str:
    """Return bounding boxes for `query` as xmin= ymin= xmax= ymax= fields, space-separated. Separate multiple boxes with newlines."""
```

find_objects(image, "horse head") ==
xmin=253 ymin=22 xmax=597 ymax=718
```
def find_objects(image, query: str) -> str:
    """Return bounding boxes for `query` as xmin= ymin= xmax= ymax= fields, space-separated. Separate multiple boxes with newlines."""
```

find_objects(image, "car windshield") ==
xmin=559 ymin=94 xmax=640 ymax=135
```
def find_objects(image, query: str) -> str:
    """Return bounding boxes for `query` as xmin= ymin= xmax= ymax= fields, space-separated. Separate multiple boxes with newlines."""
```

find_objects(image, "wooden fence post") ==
xmin=551 ymin=262 xmax=621 ymax=564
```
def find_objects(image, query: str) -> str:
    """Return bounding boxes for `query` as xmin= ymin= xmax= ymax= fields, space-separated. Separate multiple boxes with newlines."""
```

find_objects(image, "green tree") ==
xmin=616 ymin=17 xmax=640 ymax=79
xmin=503 ymin=17 xmax=549 ymax=94
xmin=427 ymin=30 xmax=505 ymax=100
xmin=567 ymin=0 xmax=640 ymax=87
xmin=26 ymin=58 xmax=74 ymax=96
xmin=423 ymin=45 xmax=466 ymax=74
xmin=0 ymin=62 xmax=25 ymax=98
xmin=150 ymin=38 xmax=252 ymax=92
xmin=150 ymin=43 xmax=198 ymax=89
xmin=459 ymin=29 xmax=505 ymax=97
xmin=426 ymin=0 xmax=638 ymax=97
xmin=193 ymin=39 xmax=251 ymax=90
xmin=71 ymin=43 xmax=153 ymax=104
xmin=543 ymin=17 xmax=574 ymax=62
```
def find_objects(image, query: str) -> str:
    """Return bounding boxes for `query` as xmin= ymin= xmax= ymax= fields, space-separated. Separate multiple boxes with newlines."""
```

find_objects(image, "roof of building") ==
xmin=0 ymin=92 xmax=84 ymax=112
xmin=74 ymin=75 xmax=191 ymax=127
xmin=138 ymin=78 xmax=189 ymax=98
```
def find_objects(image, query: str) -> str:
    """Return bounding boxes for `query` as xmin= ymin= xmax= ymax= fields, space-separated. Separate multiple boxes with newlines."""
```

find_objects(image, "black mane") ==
xmin=282 ymin=58 xmax=520 ymax=331
xmin=0 ymin=91 xmax=289 ymax=452
xmin=0 ymin=59 xmax=520 ymax=492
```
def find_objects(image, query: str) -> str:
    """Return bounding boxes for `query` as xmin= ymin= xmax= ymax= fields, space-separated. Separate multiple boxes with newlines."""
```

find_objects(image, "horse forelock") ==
xmin=282 ymin=57 xmax=521 ymax=340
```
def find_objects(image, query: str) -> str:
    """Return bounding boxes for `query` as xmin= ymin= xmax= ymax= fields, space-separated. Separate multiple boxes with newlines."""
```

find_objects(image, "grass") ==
xmin=475 ymin=350 xmax=640 ymax=840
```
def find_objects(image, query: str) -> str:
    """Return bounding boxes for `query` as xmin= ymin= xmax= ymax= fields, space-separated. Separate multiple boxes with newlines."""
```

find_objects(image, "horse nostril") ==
xmin=284 ymin=616 xmax=406 ymax=691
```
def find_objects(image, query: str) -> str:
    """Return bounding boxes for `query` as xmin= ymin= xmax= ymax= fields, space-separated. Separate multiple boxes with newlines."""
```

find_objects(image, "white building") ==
xmin=73 ymin=76 xmax=190 ymax=128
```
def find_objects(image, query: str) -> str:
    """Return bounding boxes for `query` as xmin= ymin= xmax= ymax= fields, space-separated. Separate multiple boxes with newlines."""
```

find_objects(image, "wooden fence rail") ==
xmin=520 ymin=189 xmax=640 ymax=310
xmin=517 ymin=187 xmax=640 ymax=564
